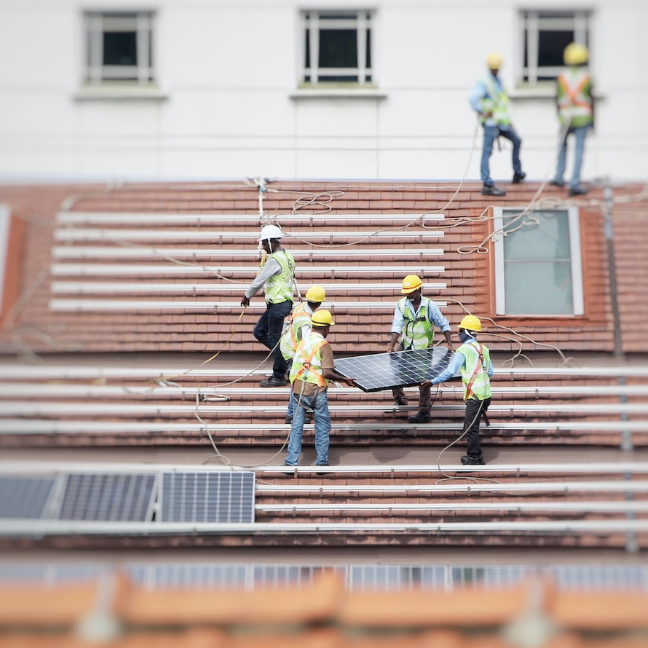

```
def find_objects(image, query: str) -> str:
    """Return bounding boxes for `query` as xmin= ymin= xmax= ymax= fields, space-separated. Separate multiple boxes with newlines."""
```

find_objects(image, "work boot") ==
xmin=461 ymin=455 xmax=485 ymax=466
xmin=284 ymin=415 xmax=292 ymax=424
xmin=481 ymin=184 xmax=506 ymax=197
xmin=568 ymin=185 xmax=588 ymax=197
xmin=393 ymin=396 xmax=408 ymax=407
xmin=512 ymin=172 xmax=526 ymax=184
xmin=408 ymin=412 xmax=431 ymax=424
xmin=549 ymin=179 xmax=565 ymax=187
xmin=260 ymin=375 xmax=288 ymax=387
xmin=315 ymin=462 xmax=330 ymax=476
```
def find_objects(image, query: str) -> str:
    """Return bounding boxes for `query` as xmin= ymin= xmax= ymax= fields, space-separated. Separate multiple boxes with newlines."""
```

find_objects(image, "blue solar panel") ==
xmin=0 ymin=476 xmax=56 ymax=519
xmin=160 ymin=472 xmax=255 ymax=523
xmin=58 ymin=473 xmax=156 ymax=521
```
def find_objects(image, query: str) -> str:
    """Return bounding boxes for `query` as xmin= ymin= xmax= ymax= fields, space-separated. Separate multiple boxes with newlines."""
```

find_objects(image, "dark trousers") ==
xmin=464 ymin=397 xmax=490 ymax=460
xmin=253 ymin=300 xmax=292 ymax=379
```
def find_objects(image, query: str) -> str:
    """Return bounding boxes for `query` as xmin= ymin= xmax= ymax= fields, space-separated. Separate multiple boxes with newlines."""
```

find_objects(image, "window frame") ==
xmin=493 ymin=206 xmax=585 ymax=317
xmin=84 ymin=11 xmax=156 ymax=85
xmin=299 ymin=10 xmax=375 ymax=87
xmin=519 ymin=9 xmax=590 ymax=85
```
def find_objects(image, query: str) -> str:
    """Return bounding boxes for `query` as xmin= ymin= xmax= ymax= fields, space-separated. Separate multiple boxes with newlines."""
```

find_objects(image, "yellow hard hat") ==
xmin=459 ymin=314 xmax=482 ymax=332
xmin=486 ymin=52 xmax=503 ymax=70
xmin=564 ymin=42 xmax=588 ymax=66
xmin=305 ymin=285 xmax=326 ymax=303
xmin=401 ymin=275 xmax=423 ymax=294
xmin=311 ymin=309 xmax=335 ymax=327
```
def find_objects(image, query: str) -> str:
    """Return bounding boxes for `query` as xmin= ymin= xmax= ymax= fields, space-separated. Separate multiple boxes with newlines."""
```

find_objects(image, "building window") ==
xmin=84 ymin=12 xmax=155 ymax=84
xmin=493 ymin=208 xmax=584 ymax=316
xmin=301 ymin=11 xmax=374 ymax=85
xmin=520 ymin=10 xmax=590 ymax=84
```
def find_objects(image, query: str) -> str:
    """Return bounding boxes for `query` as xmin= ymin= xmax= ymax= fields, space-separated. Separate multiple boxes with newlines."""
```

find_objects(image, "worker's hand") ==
xmin=345 ymin=377 xmax=357 ymax=387
xmin=482 ymin=110 xmax=493 ymax=119
xmin=388 ymin=343 xmax=397 ymax=353
xmin=240 ymin=295 xmax=250 ymax=308
xmin=421 ymin=380 xmax=432 ymax=388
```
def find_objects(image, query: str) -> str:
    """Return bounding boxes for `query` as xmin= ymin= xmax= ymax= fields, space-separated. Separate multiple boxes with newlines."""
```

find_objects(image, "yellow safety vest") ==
xmin=290 ymin=330 xmax=328 ymax=390
xmin=557 ymin=68 xmax=593 ymax=128
xmin=459 ymin=341 xmax=492 ymax=401
xmin=399 ymin=296 xmax=435 ymax=350
xmin=479 ymin=75 xmax=511 ymax=126
xmin=264 ymin=250 xmax=295 ymax=305
xmin=280 ymin=302 xmax=312 ymax=361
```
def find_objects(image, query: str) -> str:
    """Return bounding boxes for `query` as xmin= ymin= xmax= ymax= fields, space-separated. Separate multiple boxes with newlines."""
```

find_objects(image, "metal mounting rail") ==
xmin=56 ymin=212 xmax=445 ymax=225
xmin=2 ymin=519 xmax=648 ymax=537
xmin=2 ymin=419 xmax=647 ymax=434
xmin=2 ymin=402 xmax=648 ymax=417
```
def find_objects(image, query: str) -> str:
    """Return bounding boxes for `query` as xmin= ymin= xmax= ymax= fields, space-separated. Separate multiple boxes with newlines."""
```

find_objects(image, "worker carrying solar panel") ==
xmin=427 ymin=315 xmax=494 ymax=466
xmin=241 ymin=225 xmax=296 ymax=388
xmin=280 ymin=285 xmax=327 ymax=425
xmin=389 ymin=275 xmax=454 ymax=424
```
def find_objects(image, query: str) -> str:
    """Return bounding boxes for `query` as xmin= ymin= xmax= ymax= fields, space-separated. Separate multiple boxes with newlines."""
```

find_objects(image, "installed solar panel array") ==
xmin=0 ymin=471 xmax=255 ymax=526
xmin=161 ymin=472 xmax=255 ymax=523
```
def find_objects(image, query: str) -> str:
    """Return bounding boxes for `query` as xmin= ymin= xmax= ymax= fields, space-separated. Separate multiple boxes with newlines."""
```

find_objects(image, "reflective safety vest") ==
xmin=459 ymin=341 xmax=492 ymax=401
xmin=479 ymin=75 xmax=511 ymax=126
xmin=289 ymin=330 xmax=328 ymax=390
xmin=264 ymin=250 xmax=295 ymax=305
xmin=280 ymin=302 xmax=312 ymax=361
xmin=399 ymin=296 xmax=435 ymax=350
xmin=557 ymin=68 xmax=593 ymax=128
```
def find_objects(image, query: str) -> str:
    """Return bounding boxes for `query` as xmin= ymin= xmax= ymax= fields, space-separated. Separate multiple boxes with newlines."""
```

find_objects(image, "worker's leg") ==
xmin=500 ymin=127 xmax=523 ymax=176
xmin=390 ymin=343 xmax=407 ymax=405
xmin=253 ymin=307 xmax=271 ymax=349
xmin=418 ymin=380 xmax=431 ymax=414
xmin=569 ymin=125 xmax=590 ymax=190
xmin=312 ymin=390 xmax=331 ymax=466
xmin=480 ymin=125 xmax=498 ymax=186
xmin=464 ymin=397 xmax=489 ymax=462
xmin=267 ymin=300 xmax=292 ymax=380
xmin=284 ymin=392 xmax=307 ymax=466
xmin=553 ymin=129 xmax=571 ymax=184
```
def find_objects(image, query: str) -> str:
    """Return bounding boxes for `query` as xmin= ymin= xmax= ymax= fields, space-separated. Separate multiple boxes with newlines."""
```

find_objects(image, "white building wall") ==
xmin=0 ymin=0 xmax=646 ymax=182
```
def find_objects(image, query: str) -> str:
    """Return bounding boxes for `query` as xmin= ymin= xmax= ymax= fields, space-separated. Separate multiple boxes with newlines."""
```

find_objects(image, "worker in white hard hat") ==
xmin=550 ymin=43 xmax=593 ymax=197
xmin=389 ymin=275 xmax=453 ymax=424
xmin=241 ymin=224 xmax=296 ymax=387
xmin=428 ymin=314 xmax=494 ymax=465
xmin=280 ymin=285 xmax=326 ymax=424
xmin=469 ymin=52 xmax=526 ymax=197
xmin=284 ymin=310 xmax=356 ymax=471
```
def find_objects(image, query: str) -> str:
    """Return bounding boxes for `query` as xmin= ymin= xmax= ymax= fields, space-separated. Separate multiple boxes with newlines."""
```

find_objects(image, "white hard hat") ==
xmin=259 ymin=224 xmax=283 ymax=241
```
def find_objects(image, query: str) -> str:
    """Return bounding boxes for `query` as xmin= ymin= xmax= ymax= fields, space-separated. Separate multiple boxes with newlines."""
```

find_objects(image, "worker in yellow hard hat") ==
xmin=389 ymin=275 xmax=454 ymax=424
xmin=469 ymin=52 xmax=526 ymax=197
xmin=549 ymin=42 xmax=593 ymax=197
xmin=284 ymin=310 xmax=356 ymax=470
xmin=280 ymin=285 xmax=326 ymax=424
xmin=241 ymin=224 xmax=296 ymax=387
xmin=427 ymin=314 xmax=493 ymax=465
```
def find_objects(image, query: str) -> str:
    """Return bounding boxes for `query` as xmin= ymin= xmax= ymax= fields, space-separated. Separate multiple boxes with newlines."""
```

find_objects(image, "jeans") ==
xmin=284 ymin=388 xmax=330 ymax=466
xmin=554 ymin=125 xmax=590 ymax=190
xmin=253 ymin=300 xmax=292 ymax=380
xmin=464 ymin=397 xmax=490 ymax=460
xmin=481 ymin=125 xmax=523 ymax=186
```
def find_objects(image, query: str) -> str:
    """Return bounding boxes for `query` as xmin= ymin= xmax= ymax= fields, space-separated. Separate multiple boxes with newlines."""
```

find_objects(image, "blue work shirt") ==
xmin=431 ymin=340 xmax=494 ymax=385
xmin=390 ymin=297 xmax=451 ymax=335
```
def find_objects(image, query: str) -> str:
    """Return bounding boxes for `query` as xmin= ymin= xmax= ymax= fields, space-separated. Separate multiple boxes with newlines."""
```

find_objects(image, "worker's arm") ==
xmin=240 ymin=257 xmax=281 ymax=306
xmin=468 ymin=80 xmax=491 ymax=119
xmin=322 ymin=367 xmax=356 ymax=387
xmin=429 ymin=350 xmax=466 ymax=386
xmin=388 ymin=303 xmax=404 ymax=352
xmin=427 ymin=301 xmax=453 ymax=350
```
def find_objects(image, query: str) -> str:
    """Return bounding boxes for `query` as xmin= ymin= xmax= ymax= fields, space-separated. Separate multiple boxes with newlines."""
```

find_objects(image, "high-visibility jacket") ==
xmin=289 ymin=329 xmax=328 ymax=390
xmin=280 ymin=302 xmax=312 ymax=361
xmin=557 ymin=67 xmax=593 ymax=128
xmin=399 ymin=296 xmax=435 ymax=350
xmin=264 ymin=250 xmax=295 ymax=304
xmin=479 ymin=75 xmax=511 ymax=126
xmin=458 ymin=341 xmax=492 ymax=401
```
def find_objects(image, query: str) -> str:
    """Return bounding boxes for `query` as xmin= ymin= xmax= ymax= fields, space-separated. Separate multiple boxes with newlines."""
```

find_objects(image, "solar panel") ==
xmin=335 ymin=347 xmax=457 ymax=392
xmin=160 ymin=472 xmax=255 ymax=524
xmin=58 ymin=473 xmax=156 ymax=521
xmin=0 ymin=476 xmax=56 ymax=519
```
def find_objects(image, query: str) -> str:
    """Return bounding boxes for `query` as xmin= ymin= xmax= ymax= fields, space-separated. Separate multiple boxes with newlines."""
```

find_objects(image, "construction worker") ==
xmin=469 ymin=52 xmax=526 ymax=197
xmin=389 ymin=275 xmax=453 ymax=424
xmin=280 ymin=285 xmax=326 ymax=424
xmin=284 ymin=310 xmax=355 ymax=469
xmin=428 ymin=314 xmax=493 ymax=465
xmin=550 ymin=43 xmax=593 ymax=197
xmin=241 ymin=224 xmax=295 ymax=387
